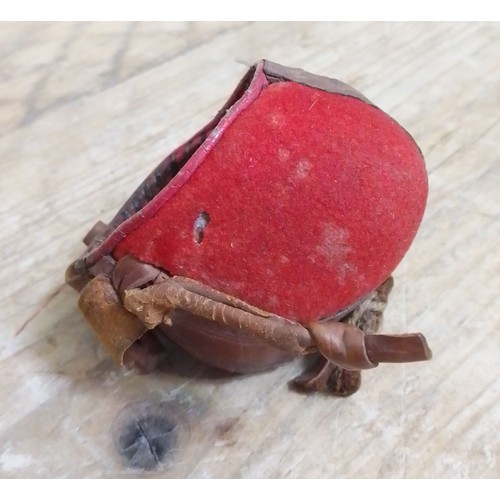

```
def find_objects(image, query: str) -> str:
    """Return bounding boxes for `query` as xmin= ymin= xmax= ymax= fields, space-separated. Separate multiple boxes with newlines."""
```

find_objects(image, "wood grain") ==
xmin=0 ymin=22 xmax=499 ymax=478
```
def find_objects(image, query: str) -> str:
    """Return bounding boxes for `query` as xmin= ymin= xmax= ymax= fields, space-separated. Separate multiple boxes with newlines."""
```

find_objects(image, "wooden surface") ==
xmin=1 ymin=22 xmax=499 ymax=479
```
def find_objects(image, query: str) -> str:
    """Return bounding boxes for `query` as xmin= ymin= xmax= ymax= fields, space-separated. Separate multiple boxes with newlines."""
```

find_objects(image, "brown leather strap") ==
xmin=123 ymin=279 xmax=315 ymax=355
xmin=75 ymin=253 xmax=432 ymax=370
xmin=121 ymin=271 xmax=431 ymax=371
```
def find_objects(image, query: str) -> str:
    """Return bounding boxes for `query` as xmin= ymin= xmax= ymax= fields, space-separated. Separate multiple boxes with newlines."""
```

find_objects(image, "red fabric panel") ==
xmin=115 ymin=82 xmax=427 ymax=323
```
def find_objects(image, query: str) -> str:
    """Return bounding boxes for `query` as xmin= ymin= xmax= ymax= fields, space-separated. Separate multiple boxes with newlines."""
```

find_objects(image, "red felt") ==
xmin=114 ymin=82 xmax=427 ymax=323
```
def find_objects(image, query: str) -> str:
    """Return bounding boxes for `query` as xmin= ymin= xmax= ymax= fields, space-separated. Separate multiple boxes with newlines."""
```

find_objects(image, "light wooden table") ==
xmin=1 ymin=22 xmax=499 ymax=478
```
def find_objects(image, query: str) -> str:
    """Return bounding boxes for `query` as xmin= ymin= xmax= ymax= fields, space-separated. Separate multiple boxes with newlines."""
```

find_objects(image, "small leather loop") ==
xmin=83 ymin=221 xmax=108 ymax=246
xmin=308 ymin=321 xmax=378 ymax=370
xmin=307 ymin=321 xmax=432 ymax=370
xmin=78 ymin=256 xmax=432 ymax=372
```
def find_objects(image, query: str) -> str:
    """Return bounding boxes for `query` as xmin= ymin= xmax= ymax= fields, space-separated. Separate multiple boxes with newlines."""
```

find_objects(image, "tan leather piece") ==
xmin=78 ymin=274 xmax=146 ymax=365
